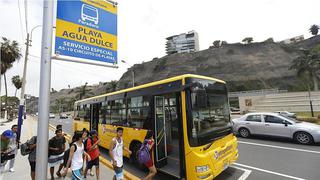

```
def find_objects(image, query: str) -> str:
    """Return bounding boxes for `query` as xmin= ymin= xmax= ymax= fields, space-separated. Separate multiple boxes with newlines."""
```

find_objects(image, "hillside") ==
xmin=26 ymin=35 xmax=320 ymax=113
xmin=118 ymin=35 xmax=320 ymax=91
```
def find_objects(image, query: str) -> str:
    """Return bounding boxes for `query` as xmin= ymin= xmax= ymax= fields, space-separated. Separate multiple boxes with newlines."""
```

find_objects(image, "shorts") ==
xmin=29 ymin=161 xmax=36 ymax=172
xmin=71 ymin=168 xmax=83 ymax=180
xmin=113 ymin=165 xmax=124 ymax=180
xmin=86 ymin=157 xmax=99 ymax=169
xmin=48 ymin=153 xmax=64 ymax=167
xmin=144 ymin=159 xmax=153 ymax=168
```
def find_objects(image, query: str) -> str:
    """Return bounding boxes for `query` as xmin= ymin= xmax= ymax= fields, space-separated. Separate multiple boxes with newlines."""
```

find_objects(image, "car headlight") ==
xmin=196 ymin=165 xmax=209 ymax=173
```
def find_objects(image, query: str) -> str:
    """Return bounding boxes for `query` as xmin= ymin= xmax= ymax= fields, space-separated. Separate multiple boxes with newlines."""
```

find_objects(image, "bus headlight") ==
xmin=196 ymin=165 xmax=209 ymax=173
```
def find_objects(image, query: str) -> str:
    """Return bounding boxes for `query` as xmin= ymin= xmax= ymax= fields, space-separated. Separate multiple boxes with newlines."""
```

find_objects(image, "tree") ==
xmin=105 ymin=80 xmax=118 ymax=93
xmin=11 ymin=75 xmax=22 ymax=97
xmin=66 ymin=97 xmax=77 ymax=111
xmin=309 ymin=24 xmax=319 ymax=36
xmin=76 ymin=82 xmax=93 ymax=100
xmin=1 ymin=37 xmax=22 ymax=111
xmin=242 ymin=37 xmax=253 ymax=44
xmin=290 ymin=49 xmax=320 ymax=91
xmin=213 ymin=40 xmax=221 ymax=48
xmin=55 ymin=98 xmax=66 ymax=113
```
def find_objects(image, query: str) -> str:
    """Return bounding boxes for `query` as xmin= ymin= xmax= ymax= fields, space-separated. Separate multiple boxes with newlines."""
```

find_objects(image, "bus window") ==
xmin=74 ymin=106 xmax=80 ymax=121
xmin=127 ymin=96 xmax=150 ymax=128
xmin=187 ymin=78 xmax=232 ymax=147
xmin=110 ymin=99 xmax=126 ymax=125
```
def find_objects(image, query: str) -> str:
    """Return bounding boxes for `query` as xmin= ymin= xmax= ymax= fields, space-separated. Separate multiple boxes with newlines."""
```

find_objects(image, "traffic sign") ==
xmin=55 ymin=0 xmax=117 ymax=64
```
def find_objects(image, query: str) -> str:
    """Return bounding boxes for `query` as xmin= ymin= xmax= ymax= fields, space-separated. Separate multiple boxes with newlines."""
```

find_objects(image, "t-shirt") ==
xmin=49 ymin=136 xmax=66 ymax=155
xmin=86 ymin=137 xmax=100 ymax=160
xmin=28 ymin=136 xmax=37 ymax=162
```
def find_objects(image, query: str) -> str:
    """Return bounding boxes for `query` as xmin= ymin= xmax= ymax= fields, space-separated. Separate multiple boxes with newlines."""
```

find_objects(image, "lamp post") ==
xmin=121 ymin=60 xmax=135 ymax=87
xmin=17 ymin=25 xmax=42 ymax=141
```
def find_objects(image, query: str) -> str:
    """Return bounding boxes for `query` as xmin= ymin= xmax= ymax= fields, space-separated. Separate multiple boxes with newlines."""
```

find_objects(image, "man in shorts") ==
xmin=48 ymin=129 xmax=66 ymax=179
xmin=109 ymin=127 xmax=132 ymax=180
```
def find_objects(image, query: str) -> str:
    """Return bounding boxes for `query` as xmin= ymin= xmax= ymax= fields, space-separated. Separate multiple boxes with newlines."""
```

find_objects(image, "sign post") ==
xmin=35 ymin=0 xmax=54 ymax=179
xmin=55 ymin=0 xmax=118 ymax=66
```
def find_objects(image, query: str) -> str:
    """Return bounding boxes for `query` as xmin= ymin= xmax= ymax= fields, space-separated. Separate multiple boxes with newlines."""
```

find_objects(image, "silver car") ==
xmin=232 ymin=112 xmax=320 ymax=144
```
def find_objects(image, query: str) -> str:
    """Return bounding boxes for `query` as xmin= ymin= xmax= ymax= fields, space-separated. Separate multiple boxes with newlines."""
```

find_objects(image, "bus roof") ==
xmin=75 ymin=74 xmax=225 ymax=104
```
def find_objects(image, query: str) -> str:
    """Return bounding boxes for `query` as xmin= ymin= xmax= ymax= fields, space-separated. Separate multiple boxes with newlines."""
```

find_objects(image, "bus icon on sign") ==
xmin=81 ymin=4 xmax=99 ymax=25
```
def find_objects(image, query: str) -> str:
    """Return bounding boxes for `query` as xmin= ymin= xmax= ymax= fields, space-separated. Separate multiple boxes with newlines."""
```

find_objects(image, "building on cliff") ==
xmin=165 ymin=30 xmax=199 ymax=55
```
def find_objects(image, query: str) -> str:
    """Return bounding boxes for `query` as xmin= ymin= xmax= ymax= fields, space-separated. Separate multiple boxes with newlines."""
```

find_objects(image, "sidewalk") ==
xmin=0 ymin=117 xmax=114 ymax=179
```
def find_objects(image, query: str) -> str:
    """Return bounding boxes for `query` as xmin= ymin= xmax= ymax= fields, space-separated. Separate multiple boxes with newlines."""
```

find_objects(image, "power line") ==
xmin=17 ymin=0 xmax=25 ymax=41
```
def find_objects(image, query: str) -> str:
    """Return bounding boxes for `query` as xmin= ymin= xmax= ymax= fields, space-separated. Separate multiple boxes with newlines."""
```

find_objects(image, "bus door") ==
xmin=155 ymin=93 xmax=183 ymax=178
xmin=90 ymin=103 xmax=99 ymax=131
xmin=154 ymin=96 xmax=168 ymax=167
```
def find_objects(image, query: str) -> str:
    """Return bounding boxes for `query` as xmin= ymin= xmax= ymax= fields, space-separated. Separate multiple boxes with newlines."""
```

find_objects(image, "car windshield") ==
xmin=186 ymin=78 xmax=232 ymax=147
xmin=279 ymin=114 xmax=301 ymax=123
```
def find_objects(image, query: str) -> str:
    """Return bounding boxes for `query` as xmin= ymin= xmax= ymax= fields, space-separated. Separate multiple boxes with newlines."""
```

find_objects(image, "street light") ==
xmin=121 ymin=60 xmax=135 ymax=87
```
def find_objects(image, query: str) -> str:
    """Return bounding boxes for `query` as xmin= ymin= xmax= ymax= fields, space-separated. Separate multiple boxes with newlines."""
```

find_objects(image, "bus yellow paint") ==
xmin=73 ymin=74 xmax=238 ymax=179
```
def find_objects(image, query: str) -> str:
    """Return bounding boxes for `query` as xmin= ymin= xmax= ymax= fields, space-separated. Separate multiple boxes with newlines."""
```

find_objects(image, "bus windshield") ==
xmin=187 ymin=78 xmax=232 ymax=147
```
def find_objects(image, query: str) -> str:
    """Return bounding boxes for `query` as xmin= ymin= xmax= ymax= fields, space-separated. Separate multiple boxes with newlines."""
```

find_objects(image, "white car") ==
xmin=49 ymin=113 xmax=55 ymax=119
xmin=60 ymin=113 xmax=68 ymax=119
xmin=232 ymin=112 xmax=320 ymax=144
xmin=274 ymin=111 xmax=297 ymax=118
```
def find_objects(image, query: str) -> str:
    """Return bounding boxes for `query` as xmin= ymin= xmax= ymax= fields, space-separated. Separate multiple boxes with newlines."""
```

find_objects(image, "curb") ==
xmin=48 ymin=124 xmax=140 ymax=180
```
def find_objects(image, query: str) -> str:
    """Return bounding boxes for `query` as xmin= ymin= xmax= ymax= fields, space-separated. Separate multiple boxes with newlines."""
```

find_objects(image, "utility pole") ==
xmin=121 ymin=60 xmax=135 ymax=87
xmin=17 ymin=33 xmax=29 ymax=142
xmin=35 ymin=0 xmax=53 ymax=179
xmin=308 ymin=86 xmax=314 ymax=117
xmin=17 ymin=24 xmax=41 ymax=141
xmin=0 ymin=42 xmax=2 ymax=121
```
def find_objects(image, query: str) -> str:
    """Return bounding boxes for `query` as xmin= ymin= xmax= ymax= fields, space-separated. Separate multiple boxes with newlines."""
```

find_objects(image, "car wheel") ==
xmin=239 ymin=128 xmax=250 ymax=138
xmin=294 ymin=132 xmax=314 ymax=145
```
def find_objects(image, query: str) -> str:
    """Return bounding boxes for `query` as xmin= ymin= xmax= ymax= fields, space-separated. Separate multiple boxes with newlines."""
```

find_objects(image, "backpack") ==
xmin=138 ymin=140 xmax=150 ymax=164
xmin=83 ymin=137 xmax=93 ymax=152
xmin=63 ymin=143 xmax=77 ymax=165
xmin=20 ymin=136 xmax=36 ymax=156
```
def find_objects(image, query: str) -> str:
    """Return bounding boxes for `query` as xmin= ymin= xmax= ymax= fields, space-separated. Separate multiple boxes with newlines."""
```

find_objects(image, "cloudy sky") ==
xmin=0 ymin=0 xmax=319 ymax=97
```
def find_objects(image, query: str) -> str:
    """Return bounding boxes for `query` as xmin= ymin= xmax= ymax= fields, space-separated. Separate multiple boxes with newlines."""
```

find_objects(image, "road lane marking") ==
xmin=230 ymin=166 xmax=252 ymax=180
xmin=238 ymin=141 xmax=320 ymax=154
xmin=233 ymin=163 xmax=306 ymax=180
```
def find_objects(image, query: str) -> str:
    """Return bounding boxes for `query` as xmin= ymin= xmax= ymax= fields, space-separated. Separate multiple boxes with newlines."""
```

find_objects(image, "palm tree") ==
xmin=290 ymin=49 xmax=320 ymax=91
xmin=105 ymin=80 xmax=118 ymax=93
xmin=1 ymin=37 xmax=22 ymax=110
xmin=309 ymin=24 xmax=319 ymax=36
xmin=242 ymin=37 xmax=253 ymax=44
xmin=76 ymin=82 xmax=93 ymax=100
xmin=11 ymin=75 xmax=22 ymax=97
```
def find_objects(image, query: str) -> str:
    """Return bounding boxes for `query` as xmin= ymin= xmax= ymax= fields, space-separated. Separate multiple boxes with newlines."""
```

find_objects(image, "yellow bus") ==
xmin=73 ymin=74 xmax=238 ymax=179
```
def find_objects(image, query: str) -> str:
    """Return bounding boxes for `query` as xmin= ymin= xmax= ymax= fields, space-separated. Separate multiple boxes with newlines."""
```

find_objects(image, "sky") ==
xmin=0 ymin=0 xmax=319 ymax=97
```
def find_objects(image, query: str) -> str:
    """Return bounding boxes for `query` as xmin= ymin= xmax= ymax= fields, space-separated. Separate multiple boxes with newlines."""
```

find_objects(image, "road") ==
xmin=50 ymin=117 xmax=320 ymax=180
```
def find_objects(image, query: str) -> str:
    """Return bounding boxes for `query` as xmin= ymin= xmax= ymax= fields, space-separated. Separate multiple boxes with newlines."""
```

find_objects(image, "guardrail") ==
xmin=229 ymin=88 xmax=289 ymax=98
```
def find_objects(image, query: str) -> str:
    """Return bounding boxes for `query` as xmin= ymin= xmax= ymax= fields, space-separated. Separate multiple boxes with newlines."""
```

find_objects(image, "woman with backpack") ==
xmin=63 ymin=131 xmax=91 ymax=180
xmin=141 ymin=130 xmax=157 ymax=180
